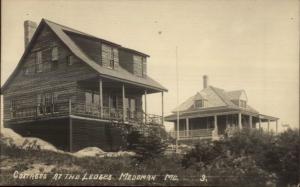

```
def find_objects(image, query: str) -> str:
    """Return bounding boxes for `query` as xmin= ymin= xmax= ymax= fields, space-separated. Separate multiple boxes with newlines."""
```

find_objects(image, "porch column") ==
xmin=238 ymin=113 xmax=242 ymax=129
xmin=122 ymin=84 xmax=126 ymax=122
xmin=259 ymin=117 xmax=261 ymax=130
xmin=249 ymin=115 xmax=253 ymax=128
xmin=99 ymin=79 xmax=103 ymax=118
xmin=144 ymin=90 xmax=147 ymax=123
xmin=186 ymin=118 xmax=189 ymax=137
xmin=69 ymin=117 xmax=73 ymax=152
xmin=276 ymin=120 xmax=278 ymax=134
xmin=214 ymin=115 xmax=218 ymax=132
xmin=267 ymin=119 xmax=270 ymax=133
xmin=161 ymin=92 xmax=164 ymax=126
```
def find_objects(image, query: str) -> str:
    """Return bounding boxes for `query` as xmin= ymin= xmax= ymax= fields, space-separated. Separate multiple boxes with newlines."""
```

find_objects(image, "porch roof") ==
xmin=165 ymin=107 xmax=278 ymax=122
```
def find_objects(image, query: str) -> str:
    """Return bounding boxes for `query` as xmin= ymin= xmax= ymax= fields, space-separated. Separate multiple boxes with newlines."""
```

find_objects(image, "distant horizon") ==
xmin=1 ymin=0 xmax=299 ymax=132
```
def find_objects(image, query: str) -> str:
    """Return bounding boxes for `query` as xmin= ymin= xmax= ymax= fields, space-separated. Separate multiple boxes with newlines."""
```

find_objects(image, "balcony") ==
xmin=6 ymin=100 xmax=163 ymax=126
xmin=169 ymin=129 xmax=214 ymax=140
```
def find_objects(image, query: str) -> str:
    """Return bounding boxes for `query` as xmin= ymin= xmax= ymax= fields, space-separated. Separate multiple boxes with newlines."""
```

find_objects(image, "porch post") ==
xmin=259 ymin=117 xmax=261 ymax=130
xmin=212 ymin=115 xmax=218 ymax=140
xmin=276 ymin=120 xmax=278 ymax=134
xmin=267 ymin=119 xmax=270 ymax=133
xmin=99 ymin=78 xmax=103 ymax=118
xmin=161 ymin=92 xmax=164 ymax=126
xmin=186 ymin=118 xmax=189 ymax=137
xmin=238 ymin=113 xmax=242 ymax=129
xmin=69 ymin=117 xmax=73 ymax=152
xmin=122 ymin=84 xmax=126 ymax=122
xmin=249 ymin=115 xmax=253 ymax=128
xmin=144 ymin=90 xmax=147 ymax=123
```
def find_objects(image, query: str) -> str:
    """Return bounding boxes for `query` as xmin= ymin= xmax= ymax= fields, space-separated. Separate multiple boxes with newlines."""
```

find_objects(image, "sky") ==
xmin=1 ymin=0 xmax=299 ymax=131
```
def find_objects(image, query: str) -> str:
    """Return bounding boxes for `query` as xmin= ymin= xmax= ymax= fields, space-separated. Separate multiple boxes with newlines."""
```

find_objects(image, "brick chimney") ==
xmin=203 ymin=75 xmax=208 ymax=89
xmin=24 ymin=20 xmax=37 ymax=48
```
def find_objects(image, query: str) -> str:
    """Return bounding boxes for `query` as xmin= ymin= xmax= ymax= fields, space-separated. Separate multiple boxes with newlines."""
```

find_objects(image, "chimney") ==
xmin=203 ymin=75 xmax=208 ymax=89
xmin=24 ymin=20 xmax=37 ymax=48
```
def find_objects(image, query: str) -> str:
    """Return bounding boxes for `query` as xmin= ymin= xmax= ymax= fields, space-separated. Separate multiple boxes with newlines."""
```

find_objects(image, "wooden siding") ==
xmin=119 ymin=49 xmax=134 ymax=73
xmin=67 ymin=32 xmax=102 ymax=65
xmin=3 ymin=24 xmax=98 ymax=123
xmin=71 ymin=119 xmax=125 ymax=152
xmin=101 ymin=44 xmax=120 ymax=70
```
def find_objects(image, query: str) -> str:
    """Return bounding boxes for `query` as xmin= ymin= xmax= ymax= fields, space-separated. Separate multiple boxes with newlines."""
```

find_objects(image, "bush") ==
xmin=126 ymin=127 xmax=167 ymax=161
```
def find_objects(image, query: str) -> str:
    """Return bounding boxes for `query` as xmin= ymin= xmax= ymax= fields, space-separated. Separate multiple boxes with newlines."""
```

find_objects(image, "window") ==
xmin=239 ymin=100 xmax=247 ymax=108
xmin=133 ymin=55 xmax=145 ymax=77
xmin=10 ymin=100 xmax=17 ymax=118
xmin=51 ymin=47 xmax=59 ymax=61
xmin=36 ymin=51 xmax=43 ymax=73
xmin=195 ymin=99 xmax=203 ymax=108
xmin=102 ymin=44 xmax=118 ymax=69
xmin=67 ymin=55 xmax=74 ymax=66
xmin=37 ymin=92 xmax=58 ymax=115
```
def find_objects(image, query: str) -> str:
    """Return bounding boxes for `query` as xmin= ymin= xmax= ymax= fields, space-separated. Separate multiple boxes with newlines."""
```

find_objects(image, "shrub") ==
xmin=126 ymin=127 xmax=167 ymax=161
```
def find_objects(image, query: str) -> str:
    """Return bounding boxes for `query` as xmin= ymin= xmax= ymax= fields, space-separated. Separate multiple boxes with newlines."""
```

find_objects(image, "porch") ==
xmin=5 ymin=76 xmax=165 ymax=127
xmin=168 ymin=112 xmax=279 ymax=140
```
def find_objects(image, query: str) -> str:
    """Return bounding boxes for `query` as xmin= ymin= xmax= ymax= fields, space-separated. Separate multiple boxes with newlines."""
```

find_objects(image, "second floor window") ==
xmin=239 ymin=100 xmax=247 ymax=108
xmin=51 ymin=47 xmax=58 ymax=61
xmin=102 ymin=44 xmax=118 ymax=69
xmin=195 ymin=99 xmax=203 ymax=108
xmin=67 ymin=55 xmax=75 ymax=66
xmin=36 ymin=51 xmax=43 ymax=73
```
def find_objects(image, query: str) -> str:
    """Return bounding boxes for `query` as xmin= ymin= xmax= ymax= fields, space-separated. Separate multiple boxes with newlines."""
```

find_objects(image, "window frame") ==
xmin=195 ymin=99 xmax=204 ymax=108
xmin=35 ymin=51 xmax=43 ymax=73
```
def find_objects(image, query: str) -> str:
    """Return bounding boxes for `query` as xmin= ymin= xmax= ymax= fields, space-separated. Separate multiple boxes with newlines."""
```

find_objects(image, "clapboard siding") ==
xmin=67 ymin=32 xmax=102 ymax=65
xmin=119 ymin=49 xmax=134 ymax=73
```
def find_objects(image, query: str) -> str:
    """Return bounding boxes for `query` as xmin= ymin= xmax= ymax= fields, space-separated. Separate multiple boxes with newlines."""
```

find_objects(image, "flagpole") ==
xmin=176 ymin=46 xmax=180 ymax=153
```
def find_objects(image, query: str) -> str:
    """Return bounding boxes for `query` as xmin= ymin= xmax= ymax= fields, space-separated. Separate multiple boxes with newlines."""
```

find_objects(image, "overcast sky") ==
xmin=1 ymin=0 xmax=299 ymax=131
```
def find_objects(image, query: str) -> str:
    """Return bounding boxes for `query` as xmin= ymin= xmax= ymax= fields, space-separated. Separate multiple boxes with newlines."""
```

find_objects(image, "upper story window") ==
xmin=36 ymin=51 xmax=43 ymax=73
xmin=102 ymin=44 xmax=118 ymax=69
xmin=239 ymin=100 xmax=247 ymax=108
xmin=67 ymin=55 xmax=75 ymax=66
xmin=51 ymin=47 xmax=59 ymax=61
xmin=133 ymin=55 xmax=146 ymax=77
xmin=195 ymin=99 xmax=204 ymax=108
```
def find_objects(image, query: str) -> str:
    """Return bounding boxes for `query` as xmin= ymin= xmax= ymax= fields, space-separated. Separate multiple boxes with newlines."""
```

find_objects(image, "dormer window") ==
xmin=133 ymin=55 xmax=146 ymax=77
xmin=195 ymin=99 xmax=204 ymax=108
xmin=102 ymin=44 xmax=118 ymax=69
xmin=239 ymin=100 xmax=247 ymax=108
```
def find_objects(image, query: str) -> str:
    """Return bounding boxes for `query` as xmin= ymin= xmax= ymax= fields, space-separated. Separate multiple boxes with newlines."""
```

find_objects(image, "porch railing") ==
xmin=6 ymin=100 xmax=162 ymax=126
xmin=169 ymin=129 xmax=214 ymax=139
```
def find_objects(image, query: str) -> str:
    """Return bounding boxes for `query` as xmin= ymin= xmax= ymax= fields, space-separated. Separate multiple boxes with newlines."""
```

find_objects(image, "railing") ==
xmin=7 ymin=100 xmax=162 ymax=126
xmin=169 ymin=129 xmax=214 ymax=139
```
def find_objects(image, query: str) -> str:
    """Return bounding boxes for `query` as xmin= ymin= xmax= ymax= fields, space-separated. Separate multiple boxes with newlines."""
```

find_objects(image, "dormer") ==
xmin=227 ymin=90 xmax=248 ymax=108
xmin=119 ymin=48 xmax=148 ymax=77
xmin=193 ymin=92 xmax=207 ymax=108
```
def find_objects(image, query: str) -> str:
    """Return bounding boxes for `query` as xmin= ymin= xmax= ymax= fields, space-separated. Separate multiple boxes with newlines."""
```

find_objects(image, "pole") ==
xmin=161 ymin=92 xmax=164 ymax=126
xmin=176 ymin=46 xmax=180 ymax=153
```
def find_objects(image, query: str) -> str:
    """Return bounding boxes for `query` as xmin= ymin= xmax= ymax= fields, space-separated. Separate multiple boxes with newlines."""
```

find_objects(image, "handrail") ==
xmin=169 ymin=129 xmax=214 ymax=139
xmin=7 ymin=100 xmax=163 ymax=126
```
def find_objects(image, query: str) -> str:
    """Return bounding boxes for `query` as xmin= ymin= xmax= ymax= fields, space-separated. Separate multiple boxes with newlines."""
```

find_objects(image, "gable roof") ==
xmin=171 ymin=86 xmax=258 ymax=114
xmin=1 ymin=19 xmax=166 ymax=93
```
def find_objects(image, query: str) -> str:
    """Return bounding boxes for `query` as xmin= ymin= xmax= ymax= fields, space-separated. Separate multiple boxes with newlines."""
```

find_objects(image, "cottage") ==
xmin=165 ymin=75 xmax=278 ymax=141
xmin=1 ymin=19 xmax=167 ymax=152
